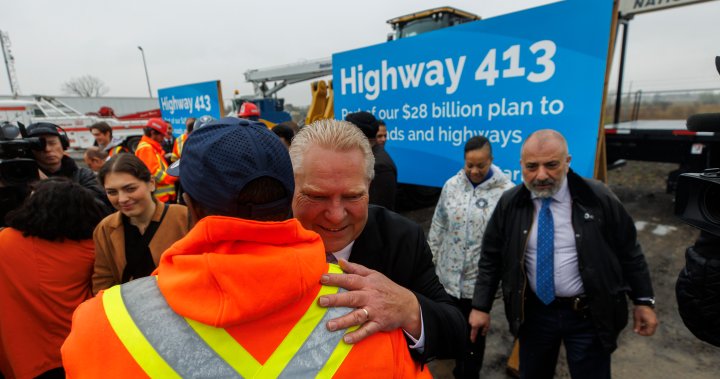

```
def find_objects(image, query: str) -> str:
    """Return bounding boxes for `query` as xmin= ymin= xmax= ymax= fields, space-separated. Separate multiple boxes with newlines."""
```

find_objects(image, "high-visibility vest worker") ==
xmin=135 ymin=118 xmax=176 ymax=203
xmin=107 ymin=144 xmax=128 ymax=157
xmin=62 ymin=217 xmax=430 ymax=379
xmin=170 ymin=132 xmax=187 ymax=162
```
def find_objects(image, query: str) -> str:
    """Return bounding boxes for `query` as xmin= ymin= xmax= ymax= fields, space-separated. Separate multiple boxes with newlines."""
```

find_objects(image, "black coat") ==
xmin=45 ymin=156 xmax=111 ymax=213
xmin=676 ymin=231 xmax=720 ymax=347
xmin=350 ymin=205 xmax=465 ymax=363
xmin=472 ymin=169 xmax=654 ymax=352
xmin=369 ymin=145 xmax=397 ymax=211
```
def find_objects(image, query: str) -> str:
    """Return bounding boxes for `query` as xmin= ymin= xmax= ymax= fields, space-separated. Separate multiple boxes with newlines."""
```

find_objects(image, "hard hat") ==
xmin=146 ymin=118 xmax=169 ymax=135
xmin=193 ymin=115 xmax=215 ymax=130
xmin=238 ymin=102 xmax=260 ymax=118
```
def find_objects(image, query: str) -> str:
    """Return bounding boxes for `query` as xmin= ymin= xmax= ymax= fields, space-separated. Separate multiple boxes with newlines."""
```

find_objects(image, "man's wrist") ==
xmin=401 ymin=292 xmax=422 ymax=339
xmin=633 ymin=297 xmax=656 ymax=309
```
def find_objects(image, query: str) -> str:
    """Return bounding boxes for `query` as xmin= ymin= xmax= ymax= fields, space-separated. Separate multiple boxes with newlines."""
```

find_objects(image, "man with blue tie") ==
xmin=469 ymin=129 xmax=658 ymax=379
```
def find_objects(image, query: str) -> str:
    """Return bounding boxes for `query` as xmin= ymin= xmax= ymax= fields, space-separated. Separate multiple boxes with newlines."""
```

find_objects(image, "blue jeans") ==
xmin=519 ymin=293 xmax=611 ymax=379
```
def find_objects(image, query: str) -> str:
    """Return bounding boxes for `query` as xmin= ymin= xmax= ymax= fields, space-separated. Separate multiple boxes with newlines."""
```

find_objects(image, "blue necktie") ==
xmin=536 ymin=198 xmax=555 ymax=305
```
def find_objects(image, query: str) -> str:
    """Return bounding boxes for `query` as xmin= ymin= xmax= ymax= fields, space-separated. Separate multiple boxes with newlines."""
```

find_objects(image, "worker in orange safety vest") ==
xmin=135 ymin=118 xmax=176 ymax=202
xmin=62 ymin=118 xmax=430 ymax=378
xmin=170 ymin=117 xmax=195 ymax=163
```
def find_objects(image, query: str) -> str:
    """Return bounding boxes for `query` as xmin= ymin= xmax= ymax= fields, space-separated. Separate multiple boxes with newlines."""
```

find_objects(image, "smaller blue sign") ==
xmin=158 ymin=80 xmax=223 ymax=136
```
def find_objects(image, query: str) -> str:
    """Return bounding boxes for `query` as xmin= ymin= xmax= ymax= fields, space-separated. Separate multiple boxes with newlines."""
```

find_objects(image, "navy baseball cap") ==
xmin=26 ymin=122 xmax=61 ymax=137
xmin=168 ymin=117 xmax=294 ymax=217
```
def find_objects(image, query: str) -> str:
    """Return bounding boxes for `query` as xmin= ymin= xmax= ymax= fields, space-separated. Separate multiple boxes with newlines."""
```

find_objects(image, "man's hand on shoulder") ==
xmin=469 ymin=309 xmax=491 ymax=343
xmin=633 ymin=305 xmax=658 ymax=336
xmin=318 ymin=259 xmax=421 ymax=344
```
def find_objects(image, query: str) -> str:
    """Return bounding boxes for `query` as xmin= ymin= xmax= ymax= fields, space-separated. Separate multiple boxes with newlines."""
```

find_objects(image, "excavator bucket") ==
xmin=305 ymin=80 xmax=328 ymax=125
xmin=323 ymin=80 xmax=334 ymax=120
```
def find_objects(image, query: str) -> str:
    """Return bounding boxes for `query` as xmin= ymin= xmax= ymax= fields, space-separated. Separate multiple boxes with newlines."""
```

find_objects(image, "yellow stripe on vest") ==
xmin=185 ymin=319 xmax=262 ymax=376
xmin=316 ymin=264 xmax=358 ymax=378
xmin=102 ymin=285 xmax=181 ymax=379
xmin=187 ymin=263 xmax=355 ymax=378
xmin=105 ymin=264 xmax=356 ymax=378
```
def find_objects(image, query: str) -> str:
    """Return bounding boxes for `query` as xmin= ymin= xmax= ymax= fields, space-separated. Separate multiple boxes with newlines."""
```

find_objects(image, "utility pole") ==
xmin=137 ymin=46 xmax=152 ymax=98
xmin=1 ymin=30 xmax=21 ymax=98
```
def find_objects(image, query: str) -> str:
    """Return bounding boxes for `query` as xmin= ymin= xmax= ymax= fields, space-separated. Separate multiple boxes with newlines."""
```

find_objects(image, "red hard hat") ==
xmin=146 ymin=118 xmax=169 ymax=135
xmin=239 ymin=102 xmax=260 ymax=118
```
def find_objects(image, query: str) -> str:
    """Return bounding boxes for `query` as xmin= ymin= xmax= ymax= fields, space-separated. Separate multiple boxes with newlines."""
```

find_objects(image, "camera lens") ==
xmin=700 ymin=184 xmax=720 ymax=225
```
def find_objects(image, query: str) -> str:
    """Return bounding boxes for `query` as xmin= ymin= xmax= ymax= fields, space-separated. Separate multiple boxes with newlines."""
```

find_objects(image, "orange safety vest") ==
xmin=170 ymin=133 xmax=187 ymax=162
xmin=62 ymin=217 xmax=430 ymax=379
xmin=107 ymin=145 xmax=127 ymax=157
xmin=135 ymin=135 xmax=176 ymax=203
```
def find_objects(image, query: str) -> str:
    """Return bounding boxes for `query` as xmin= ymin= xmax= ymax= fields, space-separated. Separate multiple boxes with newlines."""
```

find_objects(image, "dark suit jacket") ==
xmin=350 ymin=205 xmax=465 ymax=362
xmin=370 ymin=145 xmax=397 ymax=211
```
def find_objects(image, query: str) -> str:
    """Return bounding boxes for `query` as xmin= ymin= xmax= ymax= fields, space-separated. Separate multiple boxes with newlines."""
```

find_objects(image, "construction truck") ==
xmin=0 ymin=96 xmax=155 ymax=150
xmin=237 ymin=58 xmax=333 ymax=125
xmin=239 ymin=6 xmax=479 ymax=126
xmin=237 ymin=6 xmax=480 ymax=209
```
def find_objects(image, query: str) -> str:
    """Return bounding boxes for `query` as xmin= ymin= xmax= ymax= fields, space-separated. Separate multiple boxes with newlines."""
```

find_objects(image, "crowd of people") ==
xmin=0 ymin=109 xmax=660 ymax=379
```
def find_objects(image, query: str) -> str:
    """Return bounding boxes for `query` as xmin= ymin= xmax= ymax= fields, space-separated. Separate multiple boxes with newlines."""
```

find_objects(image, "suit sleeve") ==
xmin=472 ymin=196 xmax=506 ymax=312
xmin=408 ymin=225 xmax=466 ymax=362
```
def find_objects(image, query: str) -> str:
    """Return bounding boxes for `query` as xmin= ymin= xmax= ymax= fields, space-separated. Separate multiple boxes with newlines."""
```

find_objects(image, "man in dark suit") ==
xmin=290 ymin=119 xmax=465 ymax=363
xmin=345 ymin=111 xmax=398 ymax=211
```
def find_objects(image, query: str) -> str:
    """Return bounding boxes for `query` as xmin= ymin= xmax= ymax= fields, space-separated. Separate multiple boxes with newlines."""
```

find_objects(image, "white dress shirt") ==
xmin=525 ymin=178 xmax=585 ymax=297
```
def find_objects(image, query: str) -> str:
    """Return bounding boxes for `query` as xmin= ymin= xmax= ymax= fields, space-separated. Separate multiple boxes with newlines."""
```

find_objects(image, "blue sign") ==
xmin=158 ymin=80 xmax=223 ymax=136
xmin=333 ymin=0 xmax=614 ymax=186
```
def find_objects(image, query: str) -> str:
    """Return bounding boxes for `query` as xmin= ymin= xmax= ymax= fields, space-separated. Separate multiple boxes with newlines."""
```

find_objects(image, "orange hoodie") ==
xmin=62 ymin=216 xmax=430 ymax=378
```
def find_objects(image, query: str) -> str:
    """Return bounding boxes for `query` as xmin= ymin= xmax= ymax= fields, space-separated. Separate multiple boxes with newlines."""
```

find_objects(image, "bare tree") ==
xmin=61 ymin=75 xmax=109 ymax=97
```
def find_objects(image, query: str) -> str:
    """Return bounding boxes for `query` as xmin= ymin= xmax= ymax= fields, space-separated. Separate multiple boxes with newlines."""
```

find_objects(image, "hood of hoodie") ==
xmin=459 ymin=164 xmax=514 ymax=191
xmin=156 ymin=216 xmax=327 ymax=327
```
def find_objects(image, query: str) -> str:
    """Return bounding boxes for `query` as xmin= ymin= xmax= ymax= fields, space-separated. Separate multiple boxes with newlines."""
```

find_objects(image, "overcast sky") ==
xmin=1 ymin=0 xmax=719 ymax=107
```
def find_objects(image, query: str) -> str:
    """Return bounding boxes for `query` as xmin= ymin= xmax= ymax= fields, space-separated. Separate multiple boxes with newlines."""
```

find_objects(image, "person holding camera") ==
xmin=26 ymin=122 xmax=108 ymax=209
xmin=676 ymin=231 xmax=720 ymax=347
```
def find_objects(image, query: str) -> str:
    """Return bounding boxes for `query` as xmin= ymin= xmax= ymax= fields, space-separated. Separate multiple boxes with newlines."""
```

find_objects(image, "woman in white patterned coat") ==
xmin=428 ymin=135 xmax=515 ymax=379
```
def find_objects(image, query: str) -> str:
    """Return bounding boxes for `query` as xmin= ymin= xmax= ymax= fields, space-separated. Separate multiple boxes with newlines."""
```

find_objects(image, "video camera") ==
xmin=673 ymin=57 xmax=720 ymax=348
xmin=674 ymin=57 xmax=720 ymax=234
xmin=674 ymin=113 xmax=720 ymax=235
xmin=0 ymin=121 xmax=44 ymax=226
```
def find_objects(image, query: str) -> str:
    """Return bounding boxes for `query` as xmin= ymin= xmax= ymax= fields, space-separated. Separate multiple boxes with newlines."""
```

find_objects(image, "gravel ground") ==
xmin=400 ymin=161 xmax=720 ymax=379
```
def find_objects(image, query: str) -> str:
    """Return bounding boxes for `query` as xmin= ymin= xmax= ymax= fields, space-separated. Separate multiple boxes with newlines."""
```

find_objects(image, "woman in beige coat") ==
xmin=92 ymin=154 xmax=188 ymax=294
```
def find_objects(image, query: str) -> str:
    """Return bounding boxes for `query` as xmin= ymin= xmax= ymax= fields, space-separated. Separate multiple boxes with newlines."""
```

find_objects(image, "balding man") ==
xmin=470 ymin=129 xmax=657 ymax=379
xmin=83 ymin=146 xmax=108 ymax=173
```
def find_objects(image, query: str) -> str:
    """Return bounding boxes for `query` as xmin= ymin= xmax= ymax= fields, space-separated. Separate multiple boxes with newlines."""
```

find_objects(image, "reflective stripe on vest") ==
xmin=103 ymin=264 xmax=355 ymax=378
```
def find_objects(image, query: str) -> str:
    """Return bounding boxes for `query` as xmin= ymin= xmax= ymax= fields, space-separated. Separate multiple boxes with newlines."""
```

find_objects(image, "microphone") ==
xmin=686 ymin=113 xmax=720 ymax=133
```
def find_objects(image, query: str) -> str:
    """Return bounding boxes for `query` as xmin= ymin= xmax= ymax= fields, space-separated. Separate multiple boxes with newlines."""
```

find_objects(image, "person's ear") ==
xmin=183 ymin=193 xmax=201 ymax=228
